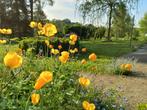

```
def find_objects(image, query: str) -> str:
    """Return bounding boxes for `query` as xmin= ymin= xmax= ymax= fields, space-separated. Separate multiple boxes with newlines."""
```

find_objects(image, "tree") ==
xmin=112 ymin=2 xmax=132 ymax=38
xmin=29 ymin=0 xmax=54 ymax=21
xmin=0 ymin=0 xmax=29 ymax=36
xmin=78 ymin=0 xmax=139 ymax=41
xmin=0 ymin=0 xmax=55 ymax=37
xmin=139 ymin=13 xmax=147 ymax=36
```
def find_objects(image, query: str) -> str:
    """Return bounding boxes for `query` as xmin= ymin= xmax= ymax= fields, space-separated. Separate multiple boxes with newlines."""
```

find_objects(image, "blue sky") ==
xmin=43 ymin=0 xmax=147 ymax=26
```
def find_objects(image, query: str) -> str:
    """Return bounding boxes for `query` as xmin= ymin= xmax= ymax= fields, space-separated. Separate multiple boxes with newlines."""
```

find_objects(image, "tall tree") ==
xmin=29 ymin=0 xmax=54 ymax=21
xmin=112 ymin=2 xmax=132 ymax=38
xmin=0 ymin=0 xmax=55 ymax=37
xmin=139 ymin=12 xmax=147 ymax=36
xmin=78 ymin=0 xmax=139 ymax=41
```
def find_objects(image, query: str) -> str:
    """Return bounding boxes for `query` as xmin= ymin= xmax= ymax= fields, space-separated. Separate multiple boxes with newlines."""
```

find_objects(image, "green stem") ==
xmin=25 ymin=94 xmax=31 ymax=110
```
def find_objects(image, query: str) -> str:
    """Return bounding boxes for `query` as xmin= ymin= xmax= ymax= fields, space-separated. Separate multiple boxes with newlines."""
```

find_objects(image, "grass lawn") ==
xmin=80 ymin=40 xmax=145 ymax=58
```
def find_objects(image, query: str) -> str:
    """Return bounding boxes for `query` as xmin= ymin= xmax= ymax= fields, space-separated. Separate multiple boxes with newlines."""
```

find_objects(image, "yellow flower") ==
xmin=42 ymin=23 xmax=57 ymax=37
xmin=4 ymin=52 xmax=22 ymax=69
xmin=89 ymin=53 xmax=97 ymax=61
xmin=91 ymin=66 xmax=96 ymax=71
xmin=79 ymin=77 xmax=90 ymax=87
xmin=6 ymin=29 xmax=12 ymax=34
xmin=45 ymin=40 xmax=49 ymax=46
xmin=49 ymin=44 xmax=54 ymax=49
xmin=0 ymin=29 xmax=2 ymax=34
xmin=125 ymin=64 xmax=132 ymax=71
xmin=58 ymin=45 xmax=62 ymax=49
xmin=70 ymin=34 xmax=78 ymax=42
xmin=51 ymin=49 xmax=59 ymax=55
xmin=82 ymin=101 xmax=96 ymax=110
xmin=0 ymin=39 xmax=7 ymax=44
xmin=59 ymin=51 xmax=70 ymax=63
xmin=81 ymin=59 xmax=87 ymax=64
xmin=59 ymin=56 xmax=68 ymax=63
xmin=34 ymin=71 xmax=53 ymax=90
xmin=69 ymin=40 xmax=76 ymax=45
xmin=29 ymin=21 xmax=37 ymax=28
xmin=82 ymin=48 xmax=87 ymax=53
xmin=38 ymin=30 xmax=44 ymax=35
xmin=69 ymin=49 xmax=76 ymax=54
xmin=1 ymin=29 xmax=7 ymax=34
xmin=38 ymin=22 xmax=43 ymax=30
xmin=61 ymin=51 xmax=70 ymax=59
xmin=74 ymin=48 xmax=78 ymax=52
xmin=120 ymin=64 xmax=132 ymax=71
xmin=31 ymin=93 xmax=40 ymax=105
xmin=120 ymin=64 xmax=126 ymax=70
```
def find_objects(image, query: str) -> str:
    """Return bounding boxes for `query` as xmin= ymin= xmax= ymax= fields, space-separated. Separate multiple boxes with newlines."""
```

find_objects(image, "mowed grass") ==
xmin=80 ymin=40 xmax=144 ymax=58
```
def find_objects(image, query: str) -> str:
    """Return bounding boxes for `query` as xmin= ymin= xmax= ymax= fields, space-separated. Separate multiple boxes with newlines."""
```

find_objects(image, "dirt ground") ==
xmin=82 ymin=73 xmax=147 ymax=110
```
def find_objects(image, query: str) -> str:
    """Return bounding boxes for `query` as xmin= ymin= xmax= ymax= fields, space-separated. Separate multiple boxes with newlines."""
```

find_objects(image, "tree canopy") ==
xmin=0 ymin=0 xmax=54 ymax=37
xmin=78 ymin=0 xmax=139 ymax=40
xmin=139 ymin=13 xmax=147 ymax=36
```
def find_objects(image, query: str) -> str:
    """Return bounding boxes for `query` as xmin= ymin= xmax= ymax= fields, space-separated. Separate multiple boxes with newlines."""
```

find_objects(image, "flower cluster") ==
xmin=29 ymin=21 xmax=57 ymax=37
xmin=2 ymin=22 xmax=99 ymax=109
xmin=79 ymin=77 xmax=90 ymax=87
xmin=31 ymin=71 xmax=53 ymax=105
xmin=82 ymin=101 xmax=96 ymax=110
xmin=51 ymin=48 xmax=60 ymax=55
xmin=0 ymin=28 xmax=12 ymax=35
xmin=69 ymin=48 xmax=78 ymax=54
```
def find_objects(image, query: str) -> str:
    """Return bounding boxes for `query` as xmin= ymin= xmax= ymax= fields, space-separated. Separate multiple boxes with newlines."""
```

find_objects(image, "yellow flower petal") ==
xmin=31 ymin=93 xmax=40 ymax=105
xmin=4 ymin=52 xmax=22 ymax=69
xmin=29 ymin=21 xmax=37 ymax=28
xmin=89 ymin=53 xmax=97 ymax=61
xmin=70 ymin=34 xmax=78 ymax=42
xmin=34 ymin=71 xmax=53 ymax=90
xmin=42 ymin=23 xmax=57 ymax=37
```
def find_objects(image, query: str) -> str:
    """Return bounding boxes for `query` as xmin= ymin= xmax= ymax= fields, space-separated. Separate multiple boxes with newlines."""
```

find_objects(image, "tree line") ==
xmin=0 ymin=0 xmax=142 ymax=40
xmin=0 ymin=0 xmax=53 ymax=37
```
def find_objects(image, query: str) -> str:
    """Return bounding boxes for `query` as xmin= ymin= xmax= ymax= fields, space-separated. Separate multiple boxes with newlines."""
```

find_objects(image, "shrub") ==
xmin=19 ymin=37 xmax=80 ymax=56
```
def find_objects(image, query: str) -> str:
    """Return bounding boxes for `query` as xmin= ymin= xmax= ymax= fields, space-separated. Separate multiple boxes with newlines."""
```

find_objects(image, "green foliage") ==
xmin=112 ymin=2 xmax=133 ymax=38
xmin=0 ymin=38 xmax=146 ymax=109
xmin=19 ymin=37 xmax=79 ymax=56
xmin=0 ymin=45 xmax=125 ymax=110
xmin=139 ymin=12 xmax=147 ymax=36
xmin=64 ymin=24 xmax=106 ymax=40
xmin=78 ymin=0 xmax=139 ymax=40
xmin=137 ymin=103 xmax=147 ymax=110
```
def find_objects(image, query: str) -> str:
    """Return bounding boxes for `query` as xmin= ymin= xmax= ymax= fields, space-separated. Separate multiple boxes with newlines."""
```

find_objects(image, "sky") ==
xmin=43 ymin=0 xmax=147 ymax=26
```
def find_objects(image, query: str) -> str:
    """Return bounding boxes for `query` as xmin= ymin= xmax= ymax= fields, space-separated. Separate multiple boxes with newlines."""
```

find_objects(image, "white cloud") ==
xmin=43 ymin=0 xmax=81 ymax=22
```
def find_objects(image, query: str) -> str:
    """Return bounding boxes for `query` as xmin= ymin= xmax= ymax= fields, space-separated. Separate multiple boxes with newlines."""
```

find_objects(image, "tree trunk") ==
xmin=107 ymin=5 xmax=113 ymax=41
xmin=30 ymin=0 xmax=33 ymax=21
